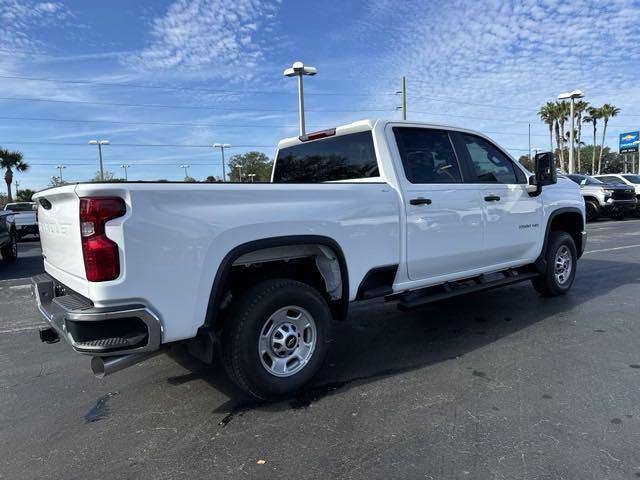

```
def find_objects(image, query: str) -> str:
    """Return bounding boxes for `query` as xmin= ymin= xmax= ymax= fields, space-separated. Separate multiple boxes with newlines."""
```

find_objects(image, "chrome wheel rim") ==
xmin=258 ymin=306 xmax=317 ymax=378
xmin=554 ymin=245 xmax=572 ymax=285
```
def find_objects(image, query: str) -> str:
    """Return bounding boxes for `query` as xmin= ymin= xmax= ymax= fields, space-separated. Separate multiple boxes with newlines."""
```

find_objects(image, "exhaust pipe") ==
xmin=91 ymin=350 xmax=164 ymax=378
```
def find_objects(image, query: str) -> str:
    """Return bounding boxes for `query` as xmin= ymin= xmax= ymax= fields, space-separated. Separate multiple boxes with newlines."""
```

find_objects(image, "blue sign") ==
xmin=620 ymin=131 xmax=639 ymax=153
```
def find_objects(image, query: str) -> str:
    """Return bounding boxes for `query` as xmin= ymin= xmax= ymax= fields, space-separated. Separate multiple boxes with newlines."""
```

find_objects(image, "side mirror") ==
xmin=535 ymin=152 xmax=557 ymax=187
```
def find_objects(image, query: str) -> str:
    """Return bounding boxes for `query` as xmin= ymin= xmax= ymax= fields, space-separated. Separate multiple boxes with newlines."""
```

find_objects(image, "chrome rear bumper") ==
xmin=32 ymin=273 xmax=162 ymax=356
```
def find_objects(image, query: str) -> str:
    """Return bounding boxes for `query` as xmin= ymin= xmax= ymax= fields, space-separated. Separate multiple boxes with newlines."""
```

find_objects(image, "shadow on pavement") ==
xmin=165 ymin=256 xmax=640 ymax=419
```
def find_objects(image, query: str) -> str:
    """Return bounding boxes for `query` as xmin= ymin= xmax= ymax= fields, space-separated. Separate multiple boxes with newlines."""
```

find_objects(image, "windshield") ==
xmin=567 ymin=174 xmax=602 ymax=185
xmin=4 ymin=203 xmax=34 ymax=212
xmin=622 ymin=175 xmax=640 ymax=184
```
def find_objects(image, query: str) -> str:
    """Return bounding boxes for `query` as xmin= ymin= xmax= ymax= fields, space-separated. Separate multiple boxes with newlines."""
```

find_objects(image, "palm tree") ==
xmin=538 ymin=102 xmax=556 ymax=154
xmin=0 ymin=148 xmax=29 ymax=202
xmin=597 ymin=104 xmax=620 ymax=174
xmin=555 ymin=101 xmax=570 ymax=172
xmin=583 ymin=107 xmax=601 ymax=175
xmin=574 ymin=100 xmax=589 ymax=173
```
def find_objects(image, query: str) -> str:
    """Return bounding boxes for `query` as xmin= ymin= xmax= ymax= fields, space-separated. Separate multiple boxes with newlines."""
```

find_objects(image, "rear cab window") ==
xmin=273 ymin=131 xmax=379 ymax=182
xmin=393 ymin=128 xmax=463 ymax=184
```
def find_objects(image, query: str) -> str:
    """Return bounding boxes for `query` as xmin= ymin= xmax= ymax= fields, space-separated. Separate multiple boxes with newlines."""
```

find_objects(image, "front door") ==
xmin=453 ymin=131 xmax=542 ymax=267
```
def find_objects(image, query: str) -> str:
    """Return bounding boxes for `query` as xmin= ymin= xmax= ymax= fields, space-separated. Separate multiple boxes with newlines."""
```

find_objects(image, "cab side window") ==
xmin=458 ymin=133 xmax=522 ymax=184
xmin=393 ymin=128 xmax=463 ymax=184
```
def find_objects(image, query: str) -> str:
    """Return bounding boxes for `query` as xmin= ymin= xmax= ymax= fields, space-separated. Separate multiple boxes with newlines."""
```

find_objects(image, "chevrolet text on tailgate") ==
xmin=32 ymin=119 xmax=586 ymax=400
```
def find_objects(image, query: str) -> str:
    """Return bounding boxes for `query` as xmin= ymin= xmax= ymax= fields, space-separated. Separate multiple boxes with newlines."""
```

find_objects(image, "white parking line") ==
xmin=584 ymin=244 xmax=640 ymax=254
xmin=0 ymin=325 xmax=42 ymax=334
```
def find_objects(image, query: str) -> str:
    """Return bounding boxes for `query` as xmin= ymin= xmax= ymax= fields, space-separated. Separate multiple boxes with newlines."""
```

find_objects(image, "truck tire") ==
xmin=222 ymin=279 xmax=332 ymax=400
xmin=1 ymin=234 xmax=18 ymax=262
xmin=585 ymin=200 xmax=599 ymax=222
xmin=532 ymin=231 xmax=577 ymax=297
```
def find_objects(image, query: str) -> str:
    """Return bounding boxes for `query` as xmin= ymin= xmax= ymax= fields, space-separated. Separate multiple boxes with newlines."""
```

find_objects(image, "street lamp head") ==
xmin=213 ymin=143 xmax=231 ymax=148
xmin=88 ymin=140 xmax=98 ymax=145
xmin=99 ymin=140 xmax=110 ymax=145
xmin=558 ymin=89 xmax=584 ymax=100
xmin=120 ymin=164 xmax=131 ymax=168
xmin=89 ymin=139 xmax=110 ymax=145
xmin=284 ymin=61 xmax=317 ymax=77
xmin=180 ymin=164 xmax=190 ymax=168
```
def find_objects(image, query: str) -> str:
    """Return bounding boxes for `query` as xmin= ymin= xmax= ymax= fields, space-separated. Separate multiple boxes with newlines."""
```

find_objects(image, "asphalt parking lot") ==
xmin=2 ymin=221 xmax=640 ymax=480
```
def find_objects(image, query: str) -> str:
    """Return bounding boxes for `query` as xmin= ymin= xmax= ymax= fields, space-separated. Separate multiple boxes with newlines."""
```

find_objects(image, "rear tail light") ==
xmin=79 ymin=197 xmax=126 ymax=282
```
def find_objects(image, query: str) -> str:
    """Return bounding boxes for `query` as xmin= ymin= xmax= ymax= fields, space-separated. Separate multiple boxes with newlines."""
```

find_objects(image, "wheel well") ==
xmin=205 ymin=237 xmax=349 ymax=333
xmin=548 ymin=212 xmax=584 ymax=255
xmin=582 ymin=196 xmax=599 ymax=204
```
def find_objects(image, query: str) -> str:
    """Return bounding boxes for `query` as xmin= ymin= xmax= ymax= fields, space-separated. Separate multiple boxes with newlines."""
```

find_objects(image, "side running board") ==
xmin=389 ymin=267 xmax=539 ymax=311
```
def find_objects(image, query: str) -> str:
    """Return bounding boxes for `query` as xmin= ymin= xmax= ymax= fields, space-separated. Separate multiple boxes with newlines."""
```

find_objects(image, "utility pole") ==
xmin=401 ymin=76 xmax=407 ymax=120
xmin=56 ymin=165 xmax=66 ymax=183
xmin=120 ymin=164 xmax=130 ymax=181
xmin=284 ymin=61 xmax=317 ymax=136
xmin=213 ymin=143 xmax=231 ymax=182
xmin=528 ymin=123 xmax=531 ymax=165
xmin=88 ymin=140 xmax=109 ymax=181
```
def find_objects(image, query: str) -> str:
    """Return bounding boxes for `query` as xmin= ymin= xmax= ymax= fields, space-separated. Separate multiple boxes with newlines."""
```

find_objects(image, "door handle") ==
xmin=410 ymin=197 xmax=432 ymax=206
xmin=484 ymin=195 xmax=501 ymax=202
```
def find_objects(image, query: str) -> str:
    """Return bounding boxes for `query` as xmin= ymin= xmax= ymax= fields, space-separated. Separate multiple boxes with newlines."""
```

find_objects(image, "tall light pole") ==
xmin=213 ymin=143 xmax=231 ymax=182
xmin=247 ymin=173 xmax=256 ymax=183
xmin=395 ymin=76 xmax=407 ymax=120
xmin=283 ymin=61 xmax=317 ymax=136
xmin=56 ymin=165 xmax=66 ymax=183
xmin=88 ymin=139 xmax=109 ymax=180
xmin=120 ymin=164 xmax=131 ymax=181
xmin=557 ymin=90 xmax=584 ymax=174
xmin=180 ymin=164 xmax=190 ymax=180
xmin=235 ymin=164 xmax=243 ymax=182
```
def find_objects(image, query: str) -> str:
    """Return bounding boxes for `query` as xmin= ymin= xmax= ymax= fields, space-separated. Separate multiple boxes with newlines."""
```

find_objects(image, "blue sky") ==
xmin=1 ymin=0 xmax=640 ymax=190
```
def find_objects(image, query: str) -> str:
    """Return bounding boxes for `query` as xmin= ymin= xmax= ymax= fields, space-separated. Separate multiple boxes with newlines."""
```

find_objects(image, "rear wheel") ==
xmin=1 ymin=233 xmax=18 ymax=262
xmin=222 ymin=279 xmax=331 ymax=400
xmin=585 ymin=200 xmax=599 ymax=222
xmin=532 ymin=231 xmax=577 ymax=297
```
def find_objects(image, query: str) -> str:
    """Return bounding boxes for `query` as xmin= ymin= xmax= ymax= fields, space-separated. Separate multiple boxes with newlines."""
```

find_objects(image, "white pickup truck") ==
xmin=32 ymin=119 xmax=586 ymax=399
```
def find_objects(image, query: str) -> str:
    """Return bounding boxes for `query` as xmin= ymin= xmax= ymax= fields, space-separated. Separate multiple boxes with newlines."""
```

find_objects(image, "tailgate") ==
xmin=34 ymin=186 xmax=87 ymax=288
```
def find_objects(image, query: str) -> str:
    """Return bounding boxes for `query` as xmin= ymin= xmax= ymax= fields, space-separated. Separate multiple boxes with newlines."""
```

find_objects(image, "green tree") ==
xmin=16 ymin=189 xmax=36 ymax=202
xmin=184 ymin=175 xmax=197 ymax=183
xmin=583 ymin=107 xmax=601 ymax=175
xmin=204 ymin=175 xmax=223 ymax=183
xmin=0 ymin=148 xmax=29 ymax=202
xmin=573 ymin=100 xmax=589 ymax=173
xmin=228 ymin=151 xmax=273 ymax=182
xmin=90 ymin=170 xmax=115 ymax=182
xmin=517 ymin=155 xmax=535 ymax=172
xmin=597 ymin=104 xmax=620 ymax=174
xmin=555 ymin=101 xmax=570 ymax=171
xmin=537 ymin=102 xmax=556 ymax=154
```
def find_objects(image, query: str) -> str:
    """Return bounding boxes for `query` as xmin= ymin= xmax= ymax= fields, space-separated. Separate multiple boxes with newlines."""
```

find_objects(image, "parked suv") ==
xmin=567 ymin=173 xmax=637 ymax=221
xmin=594 ymin=174 xmax=640 ymax=216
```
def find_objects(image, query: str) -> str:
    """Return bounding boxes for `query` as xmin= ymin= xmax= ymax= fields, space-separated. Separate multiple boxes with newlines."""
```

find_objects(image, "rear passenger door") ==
xmin=452 ymin=132 xmax=542 ymax=267
xmin=393 ymin=127 xmax=486 ymax=281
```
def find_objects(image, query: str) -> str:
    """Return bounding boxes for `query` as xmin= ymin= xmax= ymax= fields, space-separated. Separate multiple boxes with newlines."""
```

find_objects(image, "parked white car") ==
xmin=32 ymin=119 xmax=586 ymax=399
xmin=3 ymin=202 xmax=38 ymax=239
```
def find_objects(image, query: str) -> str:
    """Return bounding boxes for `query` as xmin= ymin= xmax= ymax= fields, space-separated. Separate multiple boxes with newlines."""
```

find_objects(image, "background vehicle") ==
xmin=32 ymin=119 xmax=585 ymax=400
xmin=594 ymin=174 xmax=640 ymax=216
xmin=3 ymin=202 xmax=38 ymax=239
xmin=567 ymin=174 xmax=636 ymax=221
xmin=0 ymin=210 xmax=18 ymax=262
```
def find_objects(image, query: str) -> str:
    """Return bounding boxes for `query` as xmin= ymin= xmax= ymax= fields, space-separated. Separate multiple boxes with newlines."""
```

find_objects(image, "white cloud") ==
xmin=355 ymin=0 xmax=640 ymax=152
xmin=128 ymin=0 xmax=282 ymax=77
xmin=0 ymin=0 xmax=72 ymax=52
